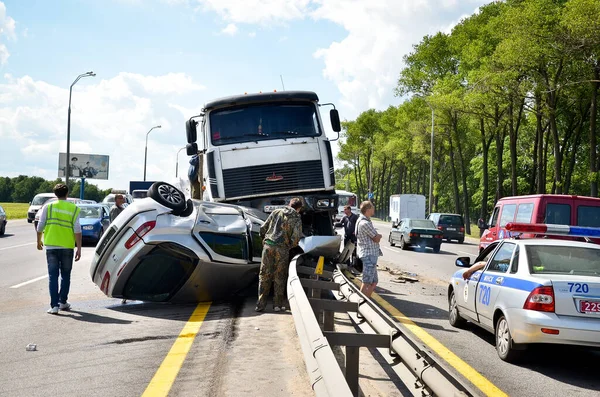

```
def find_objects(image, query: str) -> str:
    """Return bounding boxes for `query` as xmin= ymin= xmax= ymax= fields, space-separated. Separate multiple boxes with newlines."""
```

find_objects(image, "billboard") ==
xmin=58 ymin=153 xmax=110 ymax=180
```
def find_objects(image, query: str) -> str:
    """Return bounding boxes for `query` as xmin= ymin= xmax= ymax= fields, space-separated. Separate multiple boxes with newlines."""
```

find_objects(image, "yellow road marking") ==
xmin=348 ymin=275 xmax=507 ymax=397
xmin=142 ymin=302 xmax=211 ymax=397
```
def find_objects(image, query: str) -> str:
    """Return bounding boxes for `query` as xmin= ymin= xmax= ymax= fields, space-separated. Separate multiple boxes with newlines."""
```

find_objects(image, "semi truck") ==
xmin=185 ymin=91 xmax=342 ymax=237
xmin=129 ymin=181 xmax=155 ymax=201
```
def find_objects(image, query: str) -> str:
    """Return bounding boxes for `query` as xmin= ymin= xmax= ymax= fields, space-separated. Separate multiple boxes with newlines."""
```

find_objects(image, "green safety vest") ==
xmin=43 ymin=200 xmax=80 ymax=249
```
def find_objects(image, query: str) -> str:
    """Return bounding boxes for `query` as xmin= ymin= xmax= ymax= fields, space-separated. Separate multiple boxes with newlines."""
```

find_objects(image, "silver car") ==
xmin=90 ymin=182 xmax=267 ymax=303
xmin=448 ymin=224 xmax=600 ymax=362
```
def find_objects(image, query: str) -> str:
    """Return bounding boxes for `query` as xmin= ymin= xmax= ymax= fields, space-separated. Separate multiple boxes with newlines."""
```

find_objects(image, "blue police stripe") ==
xmin=453 ymin=270 xmax=542 ymax=292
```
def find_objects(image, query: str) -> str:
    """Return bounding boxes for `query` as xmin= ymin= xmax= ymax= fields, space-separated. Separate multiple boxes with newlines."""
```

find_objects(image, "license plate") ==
xmin=421 ymin=234 xmax=433 ymax=238
xmin=580 ymin=301 xmax=600 ymax=313
xmin=447 ymin=227 xmax=456 ymax=231
xmin=264 ymin=205 xmax=286 ymax=213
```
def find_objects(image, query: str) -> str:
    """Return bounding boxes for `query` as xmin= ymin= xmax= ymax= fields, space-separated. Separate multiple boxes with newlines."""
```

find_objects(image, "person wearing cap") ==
xmin=36 ymin=184 xmax=82 ymax=314
xmin=110 ymin=194 xmax=126 ymax=222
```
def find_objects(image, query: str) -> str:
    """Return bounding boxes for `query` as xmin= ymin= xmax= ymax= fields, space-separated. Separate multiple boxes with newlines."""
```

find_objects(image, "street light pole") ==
xmin=65 ymin=71 xmax=96 ymax=186
xmin=143 ymin=125 xmax=162 ymax=181
xmin=175 ymin=146 xmax=186 ymax=178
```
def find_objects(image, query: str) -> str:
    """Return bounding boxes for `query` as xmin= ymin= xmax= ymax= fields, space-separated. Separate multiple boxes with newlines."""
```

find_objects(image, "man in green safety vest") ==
xmin=36 ymin=184 xmax=82 ymax=315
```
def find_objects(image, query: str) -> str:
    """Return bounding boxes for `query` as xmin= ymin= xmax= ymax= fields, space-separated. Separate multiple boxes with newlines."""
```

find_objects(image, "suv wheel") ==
xmin=148 ymin=182 xmax=187 ymax=214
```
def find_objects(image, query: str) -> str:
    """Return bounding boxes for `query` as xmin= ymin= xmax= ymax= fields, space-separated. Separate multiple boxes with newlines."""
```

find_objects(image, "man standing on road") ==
xmin=355 ymin=201 xmax=382 ymax=298
xmin=339 ymin=205 xmax=358 ymax=247
xmin=256 ymin=198 xmax=303 ymax=313
xmin=110 ymin=194 xmax=126 ymax=222
xmin=36 ymin=184 xmax=82 ymax=315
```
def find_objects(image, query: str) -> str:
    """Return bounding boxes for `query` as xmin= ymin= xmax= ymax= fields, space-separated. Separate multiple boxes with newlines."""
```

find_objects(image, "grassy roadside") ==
xmin=0 ymin=203 xmax=29 ymax=220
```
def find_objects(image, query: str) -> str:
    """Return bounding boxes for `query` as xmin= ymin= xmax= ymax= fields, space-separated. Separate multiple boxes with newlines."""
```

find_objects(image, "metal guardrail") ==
xmin=332 ymin=266 xmax=477 ymax=397
xmin=288 ymin=252 xmax=478 ymax=397
xmin=287 ymin=254 xmax=353 ymax=397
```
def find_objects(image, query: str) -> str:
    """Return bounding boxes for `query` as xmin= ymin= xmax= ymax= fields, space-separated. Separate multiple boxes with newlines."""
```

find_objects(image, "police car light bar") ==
xmin=504 ymin=223 xmax=600 ymax=238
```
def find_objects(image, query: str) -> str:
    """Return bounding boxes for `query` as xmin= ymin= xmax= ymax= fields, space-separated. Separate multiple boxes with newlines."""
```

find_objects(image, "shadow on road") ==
xmin=0 ymin=233 xmax=16 ymax=238
xmin=62 ymin=309 xmax=133 ymax=325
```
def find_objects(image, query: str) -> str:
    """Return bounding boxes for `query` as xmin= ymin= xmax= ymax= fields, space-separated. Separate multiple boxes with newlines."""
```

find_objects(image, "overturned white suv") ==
xmin=90 ymin=182 xmax=268 ymax=303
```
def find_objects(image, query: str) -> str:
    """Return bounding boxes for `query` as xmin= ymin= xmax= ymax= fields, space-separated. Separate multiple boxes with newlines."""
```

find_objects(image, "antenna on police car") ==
xmin=280 ymin=75 xmax=286 ymax=91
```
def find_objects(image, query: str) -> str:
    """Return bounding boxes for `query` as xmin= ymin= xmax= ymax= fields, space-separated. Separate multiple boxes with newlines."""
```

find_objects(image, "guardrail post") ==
xmin=346 ymin=346 xmax=360 ymax=397
xmin=324 ymin=310 xmax=334 ymax=332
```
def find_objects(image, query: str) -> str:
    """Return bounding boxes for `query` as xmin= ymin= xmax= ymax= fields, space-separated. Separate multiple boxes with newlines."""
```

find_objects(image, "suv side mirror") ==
xmin=330 ymin=109 xmax=341 ymax=132
xmin=186 ymin=119 xmax=198 ymax=143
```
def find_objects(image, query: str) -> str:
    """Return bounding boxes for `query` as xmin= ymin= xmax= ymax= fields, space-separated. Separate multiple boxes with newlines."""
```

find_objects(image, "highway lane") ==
xmin=361 ymin=220 xmax=600 ymax=397
xmin=0 ymin=220 xmax=312 ymax=397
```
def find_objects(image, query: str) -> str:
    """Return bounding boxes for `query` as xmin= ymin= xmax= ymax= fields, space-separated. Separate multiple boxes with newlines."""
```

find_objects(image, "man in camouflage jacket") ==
xmin=256 ymin=197 xmax=303 ymax=312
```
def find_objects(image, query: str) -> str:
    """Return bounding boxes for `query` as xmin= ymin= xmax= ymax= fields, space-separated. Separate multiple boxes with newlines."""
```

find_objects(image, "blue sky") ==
xmin=0 ymin=0 xmax=488 ymax=191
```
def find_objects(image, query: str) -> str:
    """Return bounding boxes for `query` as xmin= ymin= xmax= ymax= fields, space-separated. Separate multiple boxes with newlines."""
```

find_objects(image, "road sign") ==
xmin=368 ymin=191 xmax=374 ymax=199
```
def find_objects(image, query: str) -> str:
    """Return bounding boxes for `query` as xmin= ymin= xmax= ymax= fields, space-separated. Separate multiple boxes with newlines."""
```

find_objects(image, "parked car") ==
xmin=449 ymin=222 xmax=600 ymax=362
xmin=78 ymin=204 xmax=111 ymax=244
xmin=389 ymin=218 xmax=443 ymax=252
xmin=33 ymin=197 xmax=85 ymax=229
xmin=102 ymin=193 xmax=133 ymax=205
xmin=0 ymin=204 xmax=7 ymax=236
xmin=27 ymin=193 xmax=55 ymax=223
xmin=131 ymin=189 xmax=148 ymax=201
xmin=480 ymin=194 xmax=600 ymax=252
xmin=90 ymin=181 xmax=269 ymax=303
xmin=428 ymin=213 xmax=465 ymax=243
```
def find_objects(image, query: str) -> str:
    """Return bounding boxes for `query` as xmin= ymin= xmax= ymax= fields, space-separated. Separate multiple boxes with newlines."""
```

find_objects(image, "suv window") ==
xmin=515 ymin=203 xmax=534 ymax=223
xmin=487 ymin=242 xmax=516 ymax=273
xmin=439 ymin=214 xmax=463 ymax=226
xmin=545 ymin=203 xmax=570 ymax=225
xmin=577 ymin=205 xmax=600 ymax=227
xmin=200 ymin=232 xmax=248 ymax=260
xmin=499 ymin=204 xmax=517 ymax=227
xmin=123 ymin=243 xmax=197 ymax=302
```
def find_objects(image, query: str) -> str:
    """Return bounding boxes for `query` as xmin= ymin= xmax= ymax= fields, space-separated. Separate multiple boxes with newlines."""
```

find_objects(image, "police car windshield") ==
xmin=527 ymin=245 xmax=600 ymax=277
xmin=209 ymin=102 xmax=322 ymax=146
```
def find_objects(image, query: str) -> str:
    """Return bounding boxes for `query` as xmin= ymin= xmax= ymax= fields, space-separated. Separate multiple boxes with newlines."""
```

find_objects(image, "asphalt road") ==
xmin=0 ymin=219 xmax=311 ymax=397
xmin=366 ymin=220 xmax=600 ymax=397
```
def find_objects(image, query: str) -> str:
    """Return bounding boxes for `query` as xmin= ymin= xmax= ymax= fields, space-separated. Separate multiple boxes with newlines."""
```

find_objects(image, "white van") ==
xmin=27 ymin=193 xmax=56 ymax=223
xmin=335 ymin=190 xmax=358 ymax=222
xmin=389 ymin=194 xmax=426 ymax=224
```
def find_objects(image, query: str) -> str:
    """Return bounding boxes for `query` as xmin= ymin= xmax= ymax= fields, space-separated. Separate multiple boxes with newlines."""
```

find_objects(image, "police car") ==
xmin=448 ymin=223 xmax=600 ymax=362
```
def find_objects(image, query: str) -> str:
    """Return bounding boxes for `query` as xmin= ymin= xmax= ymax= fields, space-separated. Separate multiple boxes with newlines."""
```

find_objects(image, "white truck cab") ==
xmin=185 ymin=91 xmax=342 ymax=236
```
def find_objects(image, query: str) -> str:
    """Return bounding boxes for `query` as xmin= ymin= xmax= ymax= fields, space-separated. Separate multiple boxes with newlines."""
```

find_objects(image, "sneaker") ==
xmin=59 ymin=302 xmax=71 ymax=311
xmin=255 ymin=306 xmax=264 ymax=312
xmin=47 ymin=307 xmax=59 ymax=315
xmin=274 ymin=306 xmax=281 ymax=312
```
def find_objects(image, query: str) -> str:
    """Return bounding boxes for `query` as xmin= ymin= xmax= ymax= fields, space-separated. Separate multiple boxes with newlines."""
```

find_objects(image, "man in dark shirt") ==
xmin=340 ymin=205 xmax=358 ymax=246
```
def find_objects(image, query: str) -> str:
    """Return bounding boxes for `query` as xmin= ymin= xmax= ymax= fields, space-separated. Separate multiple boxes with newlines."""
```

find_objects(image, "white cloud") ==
xmin=0 ymin=72 xmax=207 ymax=189
xmin=0 ymin=2 xmax=16 ymax=40
xmin=248 ymin=31 xmax=256 ymax=38
xmin=278 ymin=36 xmax=288 ymax=43
xmin=184 ymin=0 xmax=489 ymax=115
xmin=0 ymin=1 xmax=16 ymax=65
xmin=221 ymin=23 xmax=238 ymax=36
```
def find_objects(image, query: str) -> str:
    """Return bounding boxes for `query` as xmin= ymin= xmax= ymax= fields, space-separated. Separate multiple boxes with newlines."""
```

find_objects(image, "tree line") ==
xmin=0 ymin=176 xmax=113 ymax=203
xmin=336 ymin=0 xmax=600 ymax=232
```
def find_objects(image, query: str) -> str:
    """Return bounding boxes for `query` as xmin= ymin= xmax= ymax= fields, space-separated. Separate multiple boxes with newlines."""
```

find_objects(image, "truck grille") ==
xmin=223 ymin=160 xmax=325 ymax=198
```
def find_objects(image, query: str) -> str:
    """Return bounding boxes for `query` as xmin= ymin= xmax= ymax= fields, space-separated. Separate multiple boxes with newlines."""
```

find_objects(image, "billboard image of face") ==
xmin=58 ymin=153 xmax=110 ymax=180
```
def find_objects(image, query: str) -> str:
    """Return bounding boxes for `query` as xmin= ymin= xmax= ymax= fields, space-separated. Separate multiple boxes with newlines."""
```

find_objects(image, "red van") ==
xmin=479 ymin=194 xmax=600 ymax=251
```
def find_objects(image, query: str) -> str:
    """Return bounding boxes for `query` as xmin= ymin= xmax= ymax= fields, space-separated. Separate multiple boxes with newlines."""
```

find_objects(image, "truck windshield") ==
xmin=209 ymin=102 xmax=322 ymax=145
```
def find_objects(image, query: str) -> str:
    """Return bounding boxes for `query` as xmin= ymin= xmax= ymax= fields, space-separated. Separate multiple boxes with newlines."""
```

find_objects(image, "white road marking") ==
xmin=457 ymin=250 xmax=476 ymax=256
xmin=0 ymin=242 xmax=35 ymax=251
xmin=10 ymin=275 xmax=48 ymax=289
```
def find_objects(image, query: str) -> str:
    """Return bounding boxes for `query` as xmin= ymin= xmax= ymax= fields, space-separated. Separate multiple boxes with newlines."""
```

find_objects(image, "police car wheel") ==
xmin=389 ymin=233 xmax=395 ymax=247
xmin=495 ymin=315 xmax=522 ymax=362
xmin=448 ymin=290 xmax=467 ymax=328
xmin=148 ymin=182 xmax=187 ymax=214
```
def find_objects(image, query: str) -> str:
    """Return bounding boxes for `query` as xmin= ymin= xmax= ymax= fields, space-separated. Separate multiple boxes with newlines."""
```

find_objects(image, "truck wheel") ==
xmin=449 ymin=289 xmax=467 ymax=328
xmin=495 ymin=315 xmax=523 ymax=362
xmin=389 ymin=233 xmax=395 ymax=247
xmin=178 ymin=199 xmax=194 ymax=217
xmin=148 ymin=182 xmax=186 ymax=214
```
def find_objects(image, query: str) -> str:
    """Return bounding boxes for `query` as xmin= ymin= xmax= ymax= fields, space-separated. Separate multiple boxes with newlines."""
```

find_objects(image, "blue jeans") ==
xmin=46 ymin=249 xmax=74 ymax=308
